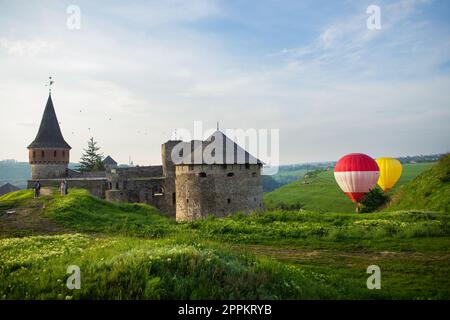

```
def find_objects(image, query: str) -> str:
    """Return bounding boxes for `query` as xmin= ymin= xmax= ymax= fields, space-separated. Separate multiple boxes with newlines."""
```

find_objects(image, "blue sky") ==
xmin=0 ymin=0 xmax=449 ymax=165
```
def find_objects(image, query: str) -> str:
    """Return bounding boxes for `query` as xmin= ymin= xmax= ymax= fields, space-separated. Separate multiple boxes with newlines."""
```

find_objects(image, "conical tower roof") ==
xmin=27 ymin=95 xmax=71 ymax=149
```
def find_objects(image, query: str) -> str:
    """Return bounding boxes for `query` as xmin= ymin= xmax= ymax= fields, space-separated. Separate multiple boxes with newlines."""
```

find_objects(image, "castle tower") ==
xmin=175 ymin=131 xmax=264 ymax=221
xmin=27 ymin=94 xmax=71 ymax=179
xmin=161 ymin=140 xmax=182 ymax=217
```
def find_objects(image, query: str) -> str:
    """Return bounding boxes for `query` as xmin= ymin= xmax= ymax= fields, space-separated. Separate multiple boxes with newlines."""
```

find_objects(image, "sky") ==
xmin=0 ymin=0 xmax=449 ymax=166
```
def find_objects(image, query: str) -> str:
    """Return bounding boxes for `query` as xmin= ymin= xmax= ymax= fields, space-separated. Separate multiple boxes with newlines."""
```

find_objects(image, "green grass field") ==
xmin=387 ymin=157 xmax=450 ymax=212
xmin=264 ymin=163 xmax=436 ymax=212
xmin=1 ymin=167 xmax=449 ymax=300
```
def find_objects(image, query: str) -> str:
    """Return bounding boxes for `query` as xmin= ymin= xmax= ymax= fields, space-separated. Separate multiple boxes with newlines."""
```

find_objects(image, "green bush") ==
xmin=360 ymin=188 xmax=390 ymax=213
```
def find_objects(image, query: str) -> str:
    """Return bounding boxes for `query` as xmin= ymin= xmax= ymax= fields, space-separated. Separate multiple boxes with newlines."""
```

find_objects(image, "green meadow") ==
xmin=0 ymin=157 xmax=449 ymax=300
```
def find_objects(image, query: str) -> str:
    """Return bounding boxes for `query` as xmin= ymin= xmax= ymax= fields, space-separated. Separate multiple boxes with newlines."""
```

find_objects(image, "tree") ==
xmin=360 ymin=187 xmax=390 ymax=213
xmin=78 ymin=137 xmax=105 ymax=172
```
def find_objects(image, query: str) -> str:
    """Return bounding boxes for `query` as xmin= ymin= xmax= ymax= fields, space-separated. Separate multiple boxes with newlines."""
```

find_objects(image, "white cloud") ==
xmin=0 ymin=38 xmax=58 ymax=57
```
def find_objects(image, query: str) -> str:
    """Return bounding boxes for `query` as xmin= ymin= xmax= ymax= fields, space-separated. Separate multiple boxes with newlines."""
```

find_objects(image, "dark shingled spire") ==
xmin=102 ymin=156 xmax=118 ymax=166
xmin=27 ymin=95 xmax=71 ymax=149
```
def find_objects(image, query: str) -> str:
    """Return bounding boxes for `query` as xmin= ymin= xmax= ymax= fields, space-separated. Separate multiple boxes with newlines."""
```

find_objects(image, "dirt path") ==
xmin=237 ymin=244 xmax=450 ymax=263
xmin=40 ymin=188 xmax=52 ymax=196
xmin=0 ymin=190 xmax=70 ymax=237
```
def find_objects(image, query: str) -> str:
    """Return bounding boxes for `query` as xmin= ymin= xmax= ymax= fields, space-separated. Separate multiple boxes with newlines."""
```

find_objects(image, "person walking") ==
xmin=34 ymin=181 xmax=41 ymax=198
xmin=64 ymin=180 xmax=69 ymax=195
xmin=60 ymin=180 xmax=66 ymax=196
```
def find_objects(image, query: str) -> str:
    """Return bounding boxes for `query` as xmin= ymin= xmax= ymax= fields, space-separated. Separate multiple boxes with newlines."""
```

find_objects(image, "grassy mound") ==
xmin=0 ymin=190 xmax=38 ymax=211
xmin=387 ymin=155 xmax=450 ymax=212
xmin=264 ymin=163 xmax=436 ymax=213
xmin=44 ymin=189 xmax=175 ymax=237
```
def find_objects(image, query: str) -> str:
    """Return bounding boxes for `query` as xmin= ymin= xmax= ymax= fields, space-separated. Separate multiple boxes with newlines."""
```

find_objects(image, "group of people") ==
xmin=33 ymin=180 xmax=69 ymax=198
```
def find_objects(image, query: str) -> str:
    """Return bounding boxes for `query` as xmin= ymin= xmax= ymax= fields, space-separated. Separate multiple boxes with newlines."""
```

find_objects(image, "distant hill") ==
xmin=386 ymin=155 xmax=450 ymax=212
xmin=0 ymin=161 xmax=31 ymax=189
xmin=0 ymin=161 xmax=99 ymax=189
xmin=264 ymin=162 xmax=437 ymax=213
xmin=263 ymin=163 xmax=332 ymax=192
xmin=0 ymin=183 xmax=20 ymax=196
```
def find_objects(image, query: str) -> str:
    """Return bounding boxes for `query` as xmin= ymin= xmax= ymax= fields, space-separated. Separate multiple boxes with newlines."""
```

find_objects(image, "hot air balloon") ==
xmin=334 ymin=153 xmax=380 ymax=212
xmin=376 ymin=157 xmax=402 ymax=192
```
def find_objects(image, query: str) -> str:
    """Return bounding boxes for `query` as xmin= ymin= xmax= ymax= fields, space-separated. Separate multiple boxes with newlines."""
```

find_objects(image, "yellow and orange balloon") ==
xmin=375 ymin=157 xmax=403 ymax=192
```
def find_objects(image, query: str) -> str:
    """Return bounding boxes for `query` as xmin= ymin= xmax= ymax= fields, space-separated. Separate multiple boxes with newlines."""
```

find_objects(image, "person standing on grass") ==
xmin=60 ymin=180 xmax=66 ymax=196
xmin=64 ymin=180 xmax=69 ymax=195
xmin=34 ymin=181 xmax=41 ymax=198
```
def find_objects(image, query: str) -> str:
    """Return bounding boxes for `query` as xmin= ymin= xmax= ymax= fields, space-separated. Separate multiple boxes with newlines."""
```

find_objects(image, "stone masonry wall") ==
xmin=28 ymin=178 xmax=107 ymax=198
xmin=30 ymin=164 xmax=68 ymax=180
xmin=175 ymin=164 xmax=263 ymax=221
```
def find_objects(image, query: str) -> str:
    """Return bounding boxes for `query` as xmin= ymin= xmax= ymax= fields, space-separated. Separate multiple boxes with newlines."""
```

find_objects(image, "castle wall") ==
xmin=175 ymin=164 xmax=263 ymax=221
xmin=31 ymin=164 xmax=68 ymax=180
xmin=68 ymin=170 xmax=107 ymax=178
xmin=115 ymin=166 xmax=163 ymax=178
xmin=27 ymin=178 xmax=107 ymax=198
xmin=160 ymin=141 xmax=182 ymax=218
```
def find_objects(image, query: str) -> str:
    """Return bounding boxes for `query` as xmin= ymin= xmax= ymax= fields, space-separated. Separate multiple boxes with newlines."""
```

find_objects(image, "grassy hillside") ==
xmin=387 ymin=155 xmax=450 ymax=212
xmin=1 ymin=187 xmax=450 ymax=299
xmin=264 ymin=163 xmax=436 ymax=213
xmin=45 ymin=189 xmax=174 ymax=237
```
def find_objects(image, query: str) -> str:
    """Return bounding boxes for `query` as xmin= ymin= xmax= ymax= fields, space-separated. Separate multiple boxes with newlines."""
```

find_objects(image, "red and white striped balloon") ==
xmin=334 ymin=153 xmax=380 ymax=203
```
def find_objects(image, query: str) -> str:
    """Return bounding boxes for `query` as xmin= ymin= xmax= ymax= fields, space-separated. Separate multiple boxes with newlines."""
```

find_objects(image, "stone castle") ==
xmin=27 ymin=94 xmax=264 ymax=221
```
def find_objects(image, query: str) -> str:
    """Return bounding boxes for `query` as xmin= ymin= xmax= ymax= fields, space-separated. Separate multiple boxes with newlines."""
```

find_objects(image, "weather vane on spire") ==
xmin=46 ymin=76 xmax=54 ymax=95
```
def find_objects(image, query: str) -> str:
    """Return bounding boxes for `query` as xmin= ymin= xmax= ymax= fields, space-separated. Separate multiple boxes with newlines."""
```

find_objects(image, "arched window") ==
xmin=227 ymin=172 xmax=234 ymax=177
xmin=199 ymin=172 xmax=207 ymax=178
xmin=115 ymin=182 xmax=119 ymax=190
xmin=227 ymin=198 xmax=231 ymax=204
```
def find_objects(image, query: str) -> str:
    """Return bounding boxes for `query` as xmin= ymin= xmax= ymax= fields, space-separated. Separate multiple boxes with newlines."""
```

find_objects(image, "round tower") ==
xmin=27 ymin=94 xmax=71 ymax=179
